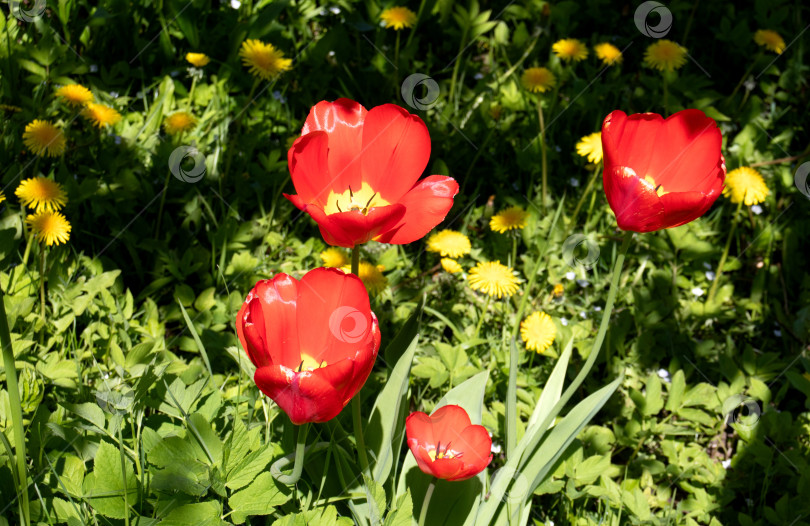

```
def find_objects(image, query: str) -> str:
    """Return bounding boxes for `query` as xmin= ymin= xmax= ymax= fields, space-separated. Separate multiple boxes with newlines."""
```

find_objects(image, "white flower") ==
xmin=751 ymin=205 xmax=763 ymax=215
xmin=579 ymin=311 xmax=587 ymax=318
xmin=569 ymin=177 xmax=580 ymax=187
xmin=576 ymin=279 xmax=590 ymax=288
xmin=721 ymin=459 xmax=731 ymax=469
xmin=774 ymin=329 xmax=782 ymax=337
xmin=593 ymin=306 xmax=602 ymax=312
xmin=474 ymin=73 xmax=484 ymax=80
xmin=705 ymin=271 xmax=716 ymax=281
xmin=703 ymin=262 xmax=712 ymax=270
xmin=565 ymin=271 xmax=576 ymax=280
xmin=272 ymin=90 xmax=287 ymax=103
xmin=491 ymin=442 xmax=502 ymax=454
xmin=657 ymin=369 xmax=671 ymax=382
xmin=329 ymin=6 xmax=341 ymax=14
xmin=560 ymin=317 xmax=568 ymax=326
xmin=691 ymin=287 xmax=704 ymax=297
xmin=89 ymin=64 xmax=98 ymax=72
xmin=230 ymin=0 xmax=241 ymax=8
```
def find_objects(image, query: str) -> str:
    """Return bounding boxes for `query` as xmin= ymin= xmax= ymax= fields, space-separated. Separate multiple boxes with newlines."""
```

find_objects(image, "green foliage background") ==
xmin=1 ymin=0 xmax=809 ymax=524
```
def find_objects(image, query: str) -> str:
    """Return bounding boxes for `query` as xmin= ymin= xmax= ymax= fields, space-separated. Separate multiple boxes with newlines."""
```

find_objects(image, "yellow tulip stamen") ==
xmin=324 ymin=182 xmax=390 ymax=215
xmin=642 ymin=175 xmax=668 ymax=197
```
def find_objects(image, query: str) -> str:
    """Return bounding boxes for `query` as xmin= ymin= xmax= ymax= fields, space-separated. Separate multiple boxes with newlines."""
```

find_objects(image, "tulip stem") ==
xmin=271 ymin=423 xmax=309 ymax=485
xmin=0 ymin=284 xmax=30 ymax=526
xmin=417 ymin=478 xmax=437 ymax=526
xmin=349 ymin=246 xmax=372 ymax=479
xmin=708 ymin=200 xmax=744 ymax=304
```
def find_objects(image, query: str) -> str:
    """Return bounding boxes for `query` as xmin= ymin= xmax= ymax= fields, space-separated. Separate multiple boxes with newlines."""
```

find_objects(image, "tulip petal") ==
xmin=452 ymin=425 xmax=493 ymax=480
xmin=254 ymin=360 xmax=354 ymax=424
xmin=294 ymin=201 xmax=406 ymax=248
xmin=301 ymin=99 xmax=367 ymax=193
xmin=603 ymin=166 xmax=666 ymax=232
xmin=375 ymin=175 xmax=458 ymax=245
xmin=406 ymin=412 xmax=436 ymax=451
xmin=251 ymin=276 xmax=301 ymax=369
xmin=361 ymin=104 xmax=431 ymax=202
xmin=659 ymin=190 xmax=716 ymax=229
xmin=288 ymin=132 xmax=331 ymax=205
xmin=649 ymin=110 xmax=722 ymax=192
xmin=297 ymin=268 xmax=378 ymax=366
xmin=429 ymin=457 xmax=465 ymax=481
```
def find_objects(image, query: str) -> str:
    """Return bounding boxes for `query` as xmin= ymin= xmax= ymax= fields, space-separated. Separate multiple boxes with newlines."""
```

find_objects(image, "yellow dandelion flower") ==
xmin=22 ymin=120 xmax=66 ymax=157
xmin=521 ymin=67 xmax=556 ymax=93
xmin=520 ymin=311 xmax=556 ymax=353
xmin=441 ymin=258 xmax=462 ymax=274
xmin=343 ymin=262 xmax=388 ymax=295
xmin=427 ymin=230 xmax=472 ymax=258
xmin=26 ymin=210 xmax=71 ymax=246
xmin=320 ymin=247 xmax=350 ymax=268
xmin=594 ymin=42 xmax=622 ymax=66
xmin=55 ymin=84 xmax=93 ymax=106
xmin=723 ymin=167 xmax=770 ymax=206
xmin=186 ymin=52 xmax=210 ymax=67
xmin=643 ymin=39 xmax=688 ymax=72
xmin=754 ymin=29 xmax=786 ymax=54
xmin=380 ymin=6 xmax=417 ymax=30
xmin=163 ymin=111 xmax=197 ymax=135
xmin=490 ymin=206 xmax=529 ymax=233
xmin=15 ymin=177 xmax=67 ymax=212
xmin=552 ymin=283 xmax=564 ymax=298
xmin=575 ymin=132 xmax=603 ymax=164
xmin=81 ymin=103 xmax=121 ymax=128
xmin=552 ymin=38 xmax=588 ymax=62
xmin=468 ymin=261 xmax=519 ymax=298
xmin=239 ymin=39 xmax=292 ymax=80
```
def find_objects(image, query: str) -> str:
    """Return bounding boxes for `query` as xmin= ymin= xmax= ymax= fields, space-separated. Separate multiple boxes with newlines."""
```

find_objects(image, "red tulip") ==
xmin=406 ymin=405 xmax=492 ymax=481
xmin=601 ymin=109 xmax=726 ymax=232
xmin=285 ymin=98 xmax=459 ymax=248
xmin=235 ymin=268 xmax=380 ymax=424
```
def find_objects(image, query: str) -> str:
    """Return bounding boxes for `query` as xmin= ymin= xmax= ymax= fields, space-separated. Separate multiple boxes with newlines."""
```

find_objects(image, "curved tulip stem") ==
xmin=271 ymin=423 xmax=309 ymax=485
xmin=417 ymin=478 xmax=437 ymax=526
xmin=708 ymin=200 xmax=744 ymax=304
xmin=0 ymin=285 xmax=30 ymax=526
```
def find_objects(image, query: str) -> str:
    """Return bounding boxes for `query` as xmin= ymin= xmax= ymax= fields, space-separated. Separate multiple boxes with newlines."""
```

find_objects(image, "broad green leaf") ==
xmin=271 ymin=505 xmax=353 ymax=526
xmin=527 ymin=337 xmax=573 ymax=431
xmin=366 ymin=329 xmax=418 ymax=484
xmin=226 ymin=446 xmax=276 ymax=490
xmin=644 ymin=374 xmax=664 ymax=416
xmin=159 ymin=501 xmax=223 ymax=525
xmin=61 ymin=402 xmax=105 ymax=430
xmin=228 ymin=472 xmax=290 ymax=523
xmin=84 ymin=441 xmax=138 ymax=519
xmin=151 ymin=461 xmax=210 ymax=497
xmin=188 ymin=413 xmax=223 ymax=465
xmin=384 ymin=491 xmax=413 ymax=526
xmin=665 ymin=370 xmax=686 ymax=412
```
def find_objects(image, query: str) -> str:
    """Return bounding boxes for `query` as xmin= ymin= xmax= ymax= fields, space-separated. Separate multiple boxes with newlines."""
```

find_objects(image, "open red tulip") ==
xmin=235 ymin=268 xmax=380 ymax=424
xmin=284 ymin=98 xmax=459 ymax=248
xmin=601 ymin=109 xmax=726 ymax=232
xmin=406 ymin=405 xmax=492 ymax=481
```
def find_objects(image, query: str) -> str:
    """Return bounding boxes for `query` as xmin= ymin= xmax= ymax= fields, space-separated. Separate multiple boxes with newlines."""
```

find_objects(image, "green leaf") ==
xmin=187 ymin=413 xmax=223 ymax=466
xmin=527 ymin=337 xmax=573 ymax=431
xmin=270 ymin=505 xmax=352 ymax=526
xmin=228 ymin=472 xmax=290 ymax=523
xmin=665 ymin=370 xmax=686 ymax=412
xmin=159 ymin=501 xmax=223 ymax=525
xmin=644 ymin=373 xmax=664 ymax=416
xmin=84 ymin=441 xmax=138 ymax=519
xmin=61 ymin=402 xmax=105 ymax=430
xmin=362 ymin=474 xmax=386 ymax=525
xmin=383 ymin=491 xmax=413 ymax=526
xmin=226 ymin=447 xmax=276 ymax=490
xmin=366 ymin=330 xmax=418 ymax=484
